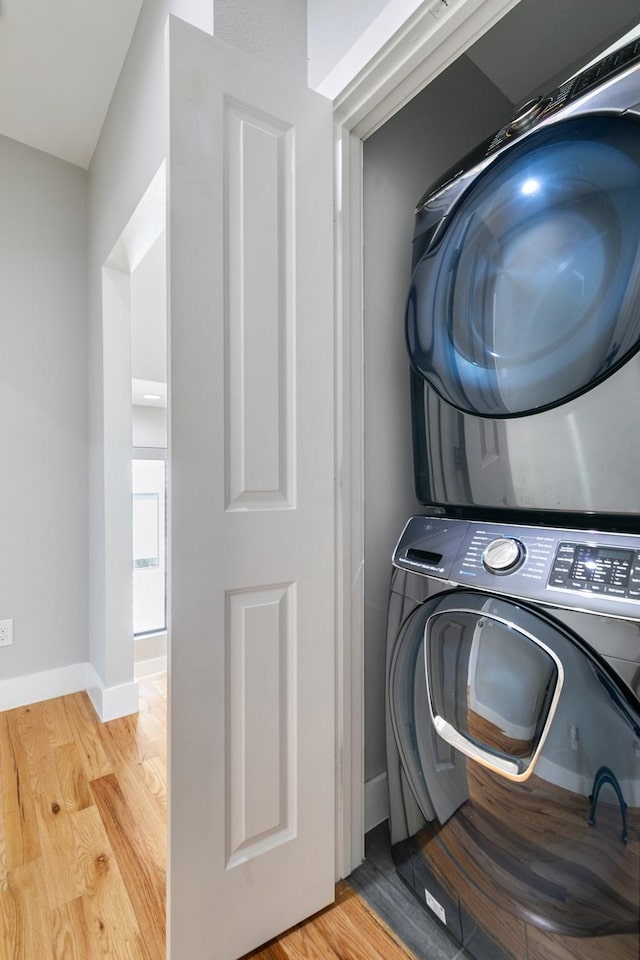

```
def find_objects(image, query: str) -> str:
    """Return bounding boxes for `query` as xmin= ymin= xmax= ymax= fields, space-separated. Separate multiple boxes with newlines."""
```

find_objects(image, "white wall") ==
xmin=307 ymin=0 xmax=428 ymax=92
xmin=0 ymin=134 xmax=88 ymax=680
xmin=133 ymin=406 xmax=167 ymax=448
xmin=131 ymin=231 xmax=166 ymax=384
xmin=362 ymin=55 xmax=512 ymax=782
xmin=308 ymin=0 xmax=388 ymax=87
xmin=215 ymin=0 xmax=307 ymax=82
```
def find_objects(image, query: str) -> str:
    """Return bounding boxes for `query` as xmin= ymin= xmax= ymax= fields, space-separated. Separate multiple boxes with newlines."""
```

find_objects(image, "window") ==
xmin=133 ymin=456 xmax=166 ymax=635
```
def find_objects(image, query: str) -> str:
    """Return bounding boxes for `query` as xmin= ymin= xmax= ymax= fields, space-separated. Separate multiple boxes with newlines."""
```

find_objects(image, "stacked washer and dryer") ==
xmin=386 ymin=34 xmax=640 ymax=960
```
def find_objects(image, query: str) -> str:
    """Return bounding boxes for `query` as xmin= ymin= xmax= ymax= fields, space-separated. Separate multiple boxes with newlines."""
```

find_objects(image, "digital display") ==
xmin=596 ymin=548 xmax=633 ymax=562
xmin=574 ymin=545 xmax=634 ymax=574
xmin=550 ymin=541 xmax=637 ymax=595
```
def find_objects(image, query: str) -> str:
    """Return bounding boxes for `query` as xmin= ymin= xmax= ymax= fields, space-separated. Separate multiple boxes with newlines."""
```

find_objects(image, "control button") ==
xmin=605 ymin=585 xmax=626 ymax=597
xmin=482 ymin=538 xmax=526 ymax=574
xmin=550 ymin=575 xmax=568 ymax=586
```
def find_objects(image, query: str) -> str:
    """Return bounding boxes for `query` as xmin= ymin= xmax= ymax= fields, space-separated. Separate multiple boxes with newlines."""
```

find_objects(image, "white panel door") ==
xmin=167 ymin=17 xmax=335 ymax=960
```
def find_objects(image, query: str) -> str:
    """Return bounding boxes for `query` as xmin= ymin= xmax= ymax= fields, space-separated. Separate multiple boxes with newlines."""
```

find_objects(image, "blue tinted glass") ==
xmin=407 ymin=116 xmax=640 ymax=416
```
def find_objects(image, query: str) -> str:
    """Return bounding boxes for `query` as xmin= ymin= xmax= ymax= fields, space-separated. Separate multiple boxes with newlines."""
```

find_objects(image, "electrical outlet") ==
xmin=0 ymin=619 xmax=13 ymax=647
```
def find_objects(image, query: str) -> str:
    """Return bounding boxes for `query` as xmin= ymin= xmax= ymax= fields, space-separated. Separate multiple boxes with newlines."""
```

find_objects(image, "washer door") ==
xmin=389 ymin=589 xmax=640 ymax=938
xmin=424 ymin=600 xmax=562 ymax=782
xmin=406 ymin=114 xmax=640 ymax=417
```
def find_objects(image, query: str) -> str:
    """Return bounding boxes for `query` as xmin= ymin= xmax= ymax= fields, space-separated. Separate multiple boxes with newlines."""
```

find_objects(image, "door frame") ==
xmin=333 ymin=0 xmax=523 ymax=877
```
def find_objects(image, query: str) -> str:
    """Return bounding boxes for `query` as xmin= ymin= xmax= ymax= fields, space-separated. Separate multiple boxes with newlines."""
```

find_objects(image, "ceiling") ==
xmin=0 ymin=0 xmax=143 ymax=169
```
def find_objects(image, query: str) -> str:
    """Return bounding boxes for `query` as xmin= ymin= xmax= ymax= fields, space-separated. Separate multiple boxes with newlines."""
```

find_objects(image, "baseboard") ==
xmin=134 ymin=630 xmax=167 ymax=661
xmin=0 ymin=660 xmax=141 ymax=723
xmin=134 ymin=655 xmax=167 ymax=679
xmin=0 ymin=661 xmax=91 ymax=712
xmin=86 ymin=665 xmax=139 ymax=722
xmin=365 ymin=771 xmax=389 ymax=833
xmin=134 ymin=632 xmax=167 ymax=679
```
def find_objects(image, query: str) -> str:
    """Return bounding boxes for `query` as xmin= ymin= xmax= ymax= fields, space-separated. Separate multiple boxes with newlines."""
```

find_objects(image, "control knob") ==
xmin=506 ymin=96 xmax=552 ymax=136
xmin=482 ymin=537 xmax=525 ymax=574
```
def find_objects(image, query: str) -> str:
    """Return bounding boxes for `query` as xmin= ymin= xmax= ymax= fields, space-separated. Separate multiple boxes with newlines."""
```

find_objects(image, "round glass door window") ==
xmin=406 ymin=115 xmax=640 ymax=416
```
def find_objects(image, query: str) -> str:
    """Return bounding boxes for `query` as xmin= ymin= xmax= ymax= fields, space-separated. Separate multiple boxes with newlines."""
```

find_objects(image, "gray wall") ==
xmin=362 ymin=55 xmax=513 ymax=782
xmin=0 ymin=134 xmax=88 ymax=678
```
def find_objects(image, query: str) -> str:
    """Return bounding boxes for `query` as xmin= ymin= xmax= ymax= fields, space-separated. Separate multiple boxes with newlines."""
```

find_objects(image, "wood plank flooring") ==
xmin=0 ymin=677 xmax=417 ymax=960
xmin=243 ymin=882 xmax=417 ymax=960
xmin=0 ymin=677 xmax=168 ymax=960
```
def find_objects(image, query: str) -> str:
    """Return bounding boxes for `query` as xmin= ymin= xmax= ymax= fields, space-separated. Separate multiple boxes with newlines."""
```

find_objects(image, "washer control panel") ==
xmin=483 ymin=36 xmax=640 ymax=156
xmin=393 ymin=516 xmax=640 ymax=620
xmin=549 ymin=542 xmax=640 ymax=601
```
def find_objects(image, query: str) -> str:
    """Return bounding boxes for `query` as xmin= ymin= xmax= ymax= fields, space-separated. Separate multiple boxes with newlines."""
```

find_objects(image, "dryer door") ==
xmin=407 ymin=114 xmax=640 ymax=417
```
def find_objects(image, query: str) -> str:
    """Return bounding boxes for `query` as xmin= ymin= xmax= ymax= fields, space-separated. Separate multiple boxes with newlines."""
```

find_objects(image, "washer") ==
xmin=406 ymin=34 xmax=640 ymax=522
xmin=386 ymin=515 xmax=640 ymax=960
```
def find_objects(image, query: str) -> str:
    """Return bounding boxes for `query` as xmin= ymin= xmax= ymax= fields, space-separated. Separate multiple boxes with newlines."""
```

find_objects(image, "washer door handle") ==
xmin=432 ymin=715 xmax=522 ymax=778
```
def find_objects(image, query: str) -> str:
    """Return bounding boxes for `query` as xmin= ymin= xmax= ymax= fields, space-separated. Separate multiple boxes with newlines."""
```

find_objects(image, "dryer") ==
xmin=386 ymin=515 xmax=640 ymax=960
xmin=406 ymin=35 xmax=640 ymax=524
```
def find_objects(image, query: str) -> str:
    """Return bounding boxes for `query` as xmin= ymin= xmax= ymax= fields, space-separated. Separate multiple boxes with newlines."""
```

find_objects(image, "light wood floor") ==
xmin=244 ymin=882 xmax=417 ymax=960
xmin=0 ymin=676 xmax=415 ymax=960
xmin=0 ymin=676 xmax=167 ymax=960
